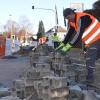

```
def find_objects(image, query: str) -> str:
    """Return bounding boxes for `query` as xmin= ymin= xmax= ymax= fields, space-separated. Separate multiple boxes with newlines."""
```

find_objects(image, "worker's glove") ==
xmin=60 ymin=43 xmax=72 ymax=54
xmin=55 ymin=42 xmax=64 ymax=51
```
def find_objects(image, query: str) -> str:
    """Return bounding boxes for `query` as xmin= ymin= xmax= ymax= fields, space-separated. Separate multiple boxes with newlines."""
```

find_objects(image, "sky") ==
xmin=0 ymin=0 xmax=97 ymax=33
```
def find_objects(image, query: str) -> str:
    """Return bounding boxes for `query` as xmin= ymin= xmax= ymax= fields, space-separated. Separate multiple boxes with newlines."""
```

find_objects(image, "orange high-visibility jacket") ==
xmin=38 ymin=37 xmax=47 ymax=44
xmin=70 ymin=12 xmax=100 ymax=47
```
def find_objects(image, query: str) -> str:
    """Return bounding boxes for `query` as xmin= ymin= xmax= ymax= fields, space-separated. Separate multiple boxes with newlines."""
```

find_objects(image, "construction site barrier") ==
xmin=0 ymin=35 xmax=6 ymax=58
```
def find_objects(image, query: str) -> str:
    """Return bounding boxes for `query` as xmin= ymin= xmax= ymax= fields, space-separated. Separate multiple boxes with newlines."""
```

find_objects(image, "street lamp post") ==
xmin=9 ymin=14 xmax=16 ymax=53
xmin=32 ymin=6 xmax=55 ymax=13
xmin=32 ymin=5 xmax=59 ymax=33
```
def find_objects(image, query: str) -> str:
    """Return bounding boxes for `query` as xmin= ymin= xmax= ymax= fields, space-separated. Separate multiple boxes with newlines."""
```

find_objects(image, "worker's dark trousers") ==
xmin=54 ymin=42 xmax=60 ymax=49
xmin=86 ymin=40 xmax=100 ymax=81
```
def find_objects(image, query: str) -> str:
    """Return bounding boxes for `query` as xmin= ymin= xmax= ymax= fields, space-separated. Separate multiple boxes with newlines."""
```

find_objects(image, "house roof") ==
xmin=55 ymin=26 xmax=67 ymax=32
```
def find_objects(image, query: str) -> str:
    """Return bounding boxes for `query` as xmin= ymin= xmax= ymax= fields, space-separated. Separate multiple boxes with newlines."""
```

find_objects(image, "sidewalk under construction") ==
xmin=12 ymin=44 xmax=100 ymax=100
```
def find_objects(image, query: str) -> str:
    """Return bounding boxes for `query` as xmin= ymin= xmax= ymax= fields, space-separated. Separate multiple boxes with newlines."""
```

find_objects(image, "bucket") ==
xmin=0 ymin=35 xmax=6 ymax=58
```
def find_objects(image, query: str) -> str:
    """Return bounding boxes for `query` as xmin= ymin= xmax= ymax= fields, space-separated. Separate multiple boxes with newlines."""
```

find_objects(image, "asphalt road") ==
xmin=0 ymin=55 xmax=30 ymax=87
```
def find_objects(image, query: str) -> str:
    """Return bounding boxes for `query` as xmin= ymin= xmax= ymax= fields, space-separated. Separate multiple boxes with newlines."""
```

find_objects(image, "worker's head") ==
xmin=63 ymin=8 xmax=76 ymax=22
xmin=54 ymin=33 xmax=57 ymax=36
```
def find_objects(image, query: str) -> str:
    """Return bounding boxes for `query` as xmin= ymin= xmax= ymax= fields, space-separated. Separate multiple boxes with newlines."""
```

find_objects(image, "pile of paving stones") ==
xmin=12 ymin=44 xmax=100 ymax=100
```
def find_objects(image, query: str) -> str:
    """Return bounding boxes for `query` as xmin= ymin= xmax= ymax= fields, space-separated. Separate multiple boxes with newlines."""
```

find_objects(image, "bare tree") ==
xmin=18 ymin=16 xmax=34 ymax=34
xmin=5 ymin=20 xmax=19 ymax=35
xmin=18 ymin=16 xmax=34 ymax=44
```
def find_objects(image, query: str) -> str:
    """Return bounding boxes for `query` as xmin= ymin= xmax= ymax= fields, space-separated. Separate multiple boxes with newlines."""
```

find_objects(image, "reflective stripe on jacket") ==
xmin=70 ymin=12 xmax=100 ymax=47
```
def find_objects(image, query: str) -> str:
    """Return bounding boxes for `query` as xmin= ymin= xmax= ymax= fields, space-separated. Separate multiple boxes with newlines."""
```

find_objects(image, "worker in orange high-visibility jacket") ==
xmin=56 ymin=8 xmax=100 ymax=83
xmin=38 ymin=37 xmax=47 ymax=44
